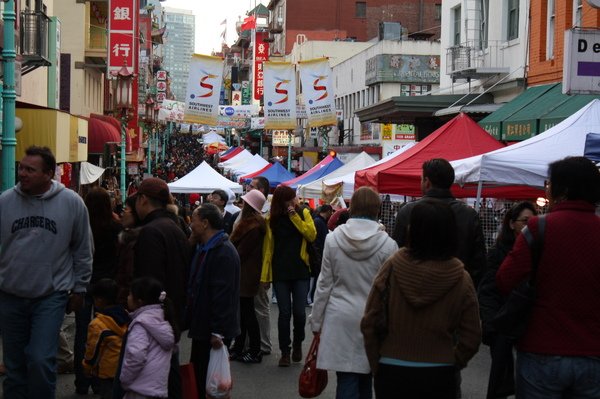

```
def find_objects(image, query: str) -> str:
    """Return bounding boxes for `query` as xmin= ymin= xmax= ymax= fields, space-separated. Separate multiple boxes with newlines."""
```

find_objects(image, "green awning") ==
xmin=478 ymin=84 xmax=557 ymax=139
xmin=538 ymin=94 xmax=600 ymax=132
xmin=502 ymin=84 xmax=572 ymax=140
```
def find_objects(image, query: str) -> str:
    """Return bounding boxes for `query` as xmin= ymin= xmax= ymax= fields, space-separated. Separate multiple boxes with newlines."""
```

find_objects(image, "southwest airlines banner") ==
xmin=298 ymin=58 xmax=336 ymax=127
xmin=263 ymin=62 xmax=297 ymax=130
xmin=184 ymin=54 xmax=224 ymax=125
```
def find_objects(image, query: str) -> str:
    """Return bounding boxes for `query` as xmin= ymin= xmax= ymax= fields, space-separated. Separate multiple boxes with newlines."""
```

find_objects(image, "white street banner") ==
xmin=264 ymin=62 xmax=297 ymax=130
xmin=184 ymin=54 xmax=224 ymax=125
xmin=158 ymin=100 xmax=185 ymax=122
xmin=298 ymin=58 xmax=336 ymax=128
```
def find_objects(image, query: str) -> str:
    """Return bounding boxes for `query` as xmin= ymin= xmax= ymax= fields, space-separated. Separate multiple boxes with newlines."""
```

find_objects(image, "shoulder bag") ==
xmin=490 ymin=215 xmax=546 ymax=341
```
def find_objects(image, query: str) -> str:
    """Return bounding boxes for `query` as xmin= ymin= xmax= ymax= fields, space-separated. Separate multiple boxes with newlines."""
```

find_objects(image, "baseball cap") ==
xmin=137 ymin=177 xmax=170 ymax=205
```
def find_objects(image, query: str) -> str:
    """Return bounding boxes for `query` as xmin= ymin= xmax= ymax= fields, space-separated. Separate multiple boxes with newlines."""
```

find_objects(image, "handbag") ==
xmin=490 ymin=215 xmax=546 ymax=341
xmin=180 ymin=363 xmax=199 ymax=399
xmin=299 ymin=334 xmax=328 ymax=398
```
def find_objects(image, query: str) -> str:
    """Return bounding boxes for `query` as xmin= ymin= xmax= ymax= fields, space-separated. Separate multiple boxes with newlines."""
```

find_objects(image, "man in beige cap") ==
xmin=131 ymin=177 xmax=191 ymax=398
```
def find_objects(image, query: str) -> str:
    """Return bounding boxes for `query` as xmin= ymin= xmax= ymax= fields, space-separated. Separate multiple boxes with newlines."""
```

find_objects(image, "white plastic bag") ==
xmin=206 ymin=346 xmax=232 ymax=399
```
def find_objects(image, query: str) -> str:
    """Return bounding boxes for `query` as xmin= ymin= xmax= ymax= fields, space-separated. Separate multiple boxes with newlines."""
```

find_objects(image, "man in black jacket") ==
xmin=133 ymin=177 xmax=191 ymax=399
xmin=392 ymin=158 xmax=486 ymax=287
xmin=187 ymin=203 xmax=240 ymax=397
xmin=209 ymin=189 xmax=238 ymax=234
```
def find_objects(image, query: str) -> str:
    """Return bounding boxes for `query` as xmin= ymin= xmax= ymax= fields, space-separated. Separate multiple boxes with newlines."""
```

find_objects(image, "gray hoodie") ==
xmin=0 ymin=181 xmax=93 ymax=298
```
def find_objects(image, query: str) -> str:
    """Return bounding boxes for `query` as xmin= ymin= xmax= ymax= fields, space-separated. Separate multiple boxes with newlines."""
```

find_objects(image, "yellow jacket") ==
xmin=83 ymin=307 xmax=129 ymax=379
xmin=261 ymin=207 xmax=317 ymax=283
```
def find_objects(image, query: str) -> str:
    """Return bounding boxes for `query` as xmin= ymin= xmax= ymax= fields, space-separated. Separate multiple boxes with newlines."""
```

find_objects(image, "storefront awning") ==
xmin=502 ymin=84 xmax=572 ymax=140
xmin=539 ymin=93 xmax=600 ymax=131
xmin=88 ymin=117 xmax=121 ymax=154
xmin=478 ymin=84 xmax=556 ymax=139
xmin=16 ymin=108 xmax=88 ymax=163
xmin=355 ymin=93 xmax=494 ymax=124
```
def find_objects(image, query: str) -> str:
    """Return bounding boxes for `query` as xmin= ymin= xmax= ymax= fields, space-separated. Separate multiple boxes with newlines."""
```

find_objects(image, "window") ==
xmin=507 ymin=0 xmax=519 ymax=41
xmin=453 ymin=6 xmax=462 ymax=46
xmin=573 ymin=0 xmax=582 ymax=27
xmin=547 ymin=0 xmax=555 ymax=59
xmin=435 ymin=4 xmax=442 ymax=21
xmin=479 ymin=0 xmax=489 ymax=49
xmin=355 ymin=2 xmax=366 ymax=18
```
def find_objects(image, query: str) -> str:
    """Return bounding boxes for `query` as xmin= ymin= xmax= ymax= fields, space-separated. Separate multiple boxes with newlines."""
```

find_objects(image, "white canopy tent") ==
xmin=451 ymin=99 xmax=600 ymax=190
xmin=320 ymin=143 xmax=417 ymax=199
xmin=202 ymin=131 xmax=226 ymax=144
xmin=298 ymin=152 xmax=376 ymax=199
xmin=217 ymin=149 xmax=253 ymax=170
xmin=80 ymin=162 xmax=105 ymax=185
xmin=167 ymin=161 xmax=243 ymax=194
xmin=230 ymin=154 xmax=270 ymax=179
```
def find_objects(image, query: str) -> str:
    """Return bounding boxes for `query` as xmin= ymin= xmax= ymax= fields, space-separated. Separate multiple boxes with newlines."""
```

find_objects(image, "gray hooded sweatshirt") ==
xmin=0 ymin=181 xmax=93 ymax=298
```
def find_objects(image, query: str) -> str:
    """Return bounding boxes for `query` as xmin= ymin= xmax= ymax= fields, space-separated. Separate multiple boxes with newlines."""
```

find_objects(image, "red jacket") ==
xmin=497 ymin=200 xmax=600 ymax=356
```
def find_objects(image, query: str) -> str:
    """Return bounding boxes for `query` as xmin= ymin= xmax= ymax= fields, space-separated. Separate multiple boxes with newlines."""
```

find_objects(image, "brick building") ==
xmin=267 ymin=0 xmax=441 ymax=55
xmin=528 ymin=0 xmax=600 ymax=86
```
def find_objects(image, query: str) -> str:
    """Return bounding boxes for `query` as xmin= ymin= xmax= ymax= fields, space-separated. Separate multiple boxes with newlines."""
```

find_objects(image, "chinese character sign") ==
xmin=298 ymin=58 xmax=337 ymax=128
xmin=263 ymin=61 xmax=297 ymax=130
xmin=254 ymin=31 xmax=269 ymax=100
xmin=184 ymin=54 xmax=224 ymax=126
xmin=108 ymin=0 xmax=136 ymax=74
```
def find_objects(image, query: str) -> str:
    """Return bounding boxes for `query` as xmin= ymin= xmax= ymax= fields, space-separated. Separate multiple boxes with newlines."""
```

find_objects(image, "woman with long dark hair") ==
xmin=74 ymin=187 xmax=123 ymax=394
xmin=361 ymin=199 xmax=481 ymax=398
xmin=229 ymin=190 xmax=267 ymax=363
xmin=478 ymin=201 xmax=536 ymax=399
xmin=261 ymin=185 xmax=316 ymax=367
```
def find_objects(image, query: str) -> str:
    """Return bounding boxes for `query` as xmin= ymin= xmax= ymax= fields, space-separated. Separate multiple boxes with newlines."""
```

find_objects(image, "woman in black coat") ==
xmin=478 ymin=201 xmax=536 ymax=399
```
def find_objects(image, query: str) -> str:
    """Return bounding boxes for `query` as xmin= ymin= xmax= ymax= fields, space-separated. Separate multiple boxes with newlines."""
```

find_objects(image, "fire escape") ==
xmin=446 ymin=0 xmax=509 ymax=83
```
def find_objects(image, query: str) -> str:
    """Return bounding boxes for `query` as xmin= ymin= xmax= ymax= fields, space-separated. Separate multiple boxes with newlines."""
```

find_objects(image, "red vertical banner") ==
xmin=108 ymin=0 xmax=136 ymax=74
xmin=254 ymin=31 xmax=269 ymax=101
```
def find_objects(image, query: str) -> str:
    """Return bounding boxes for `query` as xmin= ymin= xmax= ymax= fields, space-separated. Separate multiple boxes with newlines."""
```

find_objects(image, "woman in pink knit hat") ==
xmin=229 ymin=189 xmax=267 ymax=363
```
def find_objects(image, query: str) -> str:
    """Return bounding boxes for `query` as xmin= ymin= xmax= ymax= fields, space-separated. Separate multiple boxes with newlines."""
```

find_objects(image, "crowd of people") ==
xmin=1 ymin=145 xmax=599 ymax=399
xmin=153 ymin=133 xmax=210 ymax=183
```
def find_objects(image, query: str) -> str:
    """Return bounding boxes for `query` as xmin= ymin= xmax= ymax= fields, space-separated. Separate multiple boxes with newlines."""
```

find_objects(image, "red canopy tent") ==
xmin=355 ymin=113 xmax=543 ymax=199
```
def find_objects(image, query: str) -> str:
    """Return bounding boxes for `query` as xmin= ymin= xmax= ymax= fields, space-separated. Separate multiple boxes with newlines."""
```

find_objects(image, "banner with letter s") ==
xmin=264 ymin=62 xmax=297 ymax=130
xmin=298 ymin=58 xmax=336 ymax=128
xmin=184 ymin=54 xmax=224 ymax=125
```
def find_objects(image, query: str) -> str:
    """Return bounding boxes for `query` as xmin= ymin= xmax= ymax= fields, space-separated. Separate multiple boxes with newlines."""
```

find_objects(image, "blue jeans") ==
xmin=336 ymin=371 xmax=373 ymax=399
xmin=516 ymin=351 xmax=600 ymax=398
xmin=0 ymin=290 xmax=69 ymax=399
xmin=273 ymin=279 xmax=309 ymax=354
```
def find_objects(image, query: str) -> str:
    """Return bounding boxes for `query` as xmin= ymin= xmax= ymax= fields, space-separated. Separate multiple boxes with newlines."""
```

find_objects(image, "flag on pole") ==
xmin=241 ymin=15 xmax=256 ymax=31
xmin=264 ymin=62 xmax=297 ymax=130
xmin=184 ymin=54 xmax=224 ymax=126
xmin=298 ymin=58 xmax=337 ymax=127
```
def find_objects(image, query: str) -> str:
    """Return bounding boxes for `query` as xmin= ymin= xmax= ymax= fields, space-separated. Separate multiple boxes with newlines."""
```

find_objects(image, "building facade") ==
xmin=162 ymin=7 xmax=195 ymax=101
xmin=267 ymin=0 xmax=442 ymax=56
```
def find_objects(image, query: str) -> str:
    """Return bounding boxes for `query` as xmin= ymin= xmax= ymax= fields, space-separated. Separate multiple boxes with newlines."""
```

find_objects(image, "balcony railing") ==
xmin=20 ymin=10 xmax=51 ymax=74
xmin=446 ymin=40 xmax=509 ymax=79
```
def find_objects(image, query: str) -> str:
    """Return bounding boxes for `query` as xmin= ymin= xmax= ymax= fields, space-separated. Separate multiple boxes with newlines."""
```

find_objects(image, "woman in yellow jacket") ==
xmin=261 ymin=185 xmax=316 ymax=367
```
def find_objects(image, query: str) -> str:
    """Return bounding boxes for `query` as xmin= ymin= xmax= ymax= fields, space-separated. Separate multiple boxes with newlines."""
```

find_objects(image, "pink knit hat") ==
xmin=241 ymin=189 xmax=266 ymax=213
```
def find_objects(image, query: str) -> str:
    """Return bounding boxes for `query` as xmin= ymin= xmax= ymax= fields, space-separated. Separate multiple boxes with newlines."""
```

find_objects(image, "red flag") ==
xmin=241 ymin=15 xmax=256 ymax=31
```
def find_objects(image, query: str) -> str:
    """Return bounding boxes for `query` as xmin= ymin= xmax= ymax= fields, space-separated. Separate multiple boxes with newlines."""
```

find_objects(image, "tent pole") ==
xmin=474 ymin=180 xmax=483 ymax=212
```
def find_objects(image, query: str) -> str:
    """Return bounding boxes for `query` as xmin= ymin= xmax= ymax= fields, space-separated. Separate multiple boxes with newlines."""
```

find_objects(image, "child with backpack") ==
xmin=83 ymin=279 xmax=130 ymax=399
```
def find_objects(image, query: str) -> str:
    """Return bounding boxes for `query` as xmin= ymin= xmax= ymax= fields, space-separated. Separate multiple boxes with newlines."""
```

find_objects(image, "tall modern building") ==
xmin=163 ymin=7 xmax=195 ymax=101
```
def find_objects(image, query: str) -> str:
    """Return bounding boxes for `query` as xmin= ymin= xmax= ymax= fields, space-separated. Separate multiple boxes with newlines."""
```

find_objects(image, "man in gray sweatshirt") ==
xmin=0 ymin=146 xmax=93 ymax=399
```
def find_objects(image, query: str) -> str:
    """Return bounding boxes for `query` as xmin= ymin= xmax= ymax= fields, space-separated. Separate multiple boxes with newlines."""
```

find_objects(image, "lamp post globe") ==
xmin=112 ymin=63 xmax=134 ymax=204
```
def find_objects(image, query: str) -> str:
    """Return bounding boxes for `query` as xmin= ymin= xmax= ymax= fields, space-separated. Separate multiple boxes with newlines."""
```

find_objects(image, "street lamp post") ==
xmin=1 ymin=0 xmax=17 ymax=191
xmin=145 ymin=96 xmax=155 ymax=176
xmin=153 ymin=104 xmax=160 ymax=162
xmin=113 ymin=64 xmax=135 ymax=204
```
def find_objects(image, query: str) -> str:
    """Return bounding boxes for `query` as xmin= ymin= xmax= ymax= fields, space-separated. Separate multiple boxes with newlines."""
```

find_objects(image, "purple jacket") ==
xmin=120 ymin=304 xmax=175 ymax=398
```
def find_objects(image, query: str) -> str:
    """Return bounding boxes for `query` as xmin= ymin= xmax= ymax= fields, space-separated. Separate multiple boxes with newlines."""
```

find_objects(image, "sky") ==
xmin=161 ymin=0 xmax=268 ymax=55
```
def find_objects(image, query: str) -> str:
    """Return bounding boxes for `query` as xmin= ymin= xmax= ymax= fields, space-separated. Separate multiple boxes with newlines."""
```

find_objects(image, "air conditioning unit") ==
xmin=20 ymin=10 xmax=49 ymax=60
